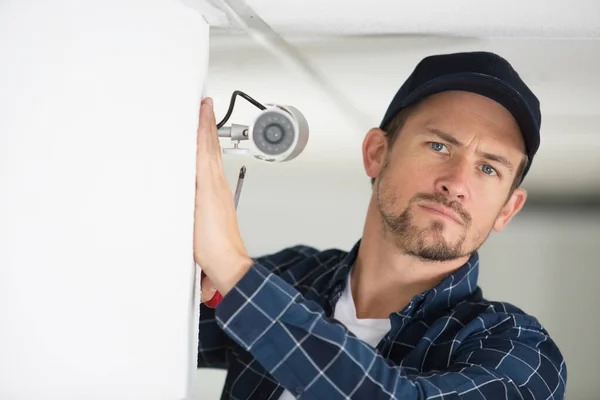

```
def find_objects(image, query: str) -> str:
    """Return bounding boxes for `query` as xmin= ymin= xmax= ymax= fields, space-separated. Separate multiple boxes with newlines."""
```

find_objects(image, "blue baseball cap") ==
xmin=379 ymin=51 xmax=541 ymax=183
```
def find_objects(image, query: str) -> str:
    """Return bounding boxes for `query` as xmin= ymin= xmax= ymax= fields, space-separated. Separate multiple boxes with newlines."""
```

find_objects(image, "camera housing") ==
xmin=247 ymin=104 xmax=309 ymax=163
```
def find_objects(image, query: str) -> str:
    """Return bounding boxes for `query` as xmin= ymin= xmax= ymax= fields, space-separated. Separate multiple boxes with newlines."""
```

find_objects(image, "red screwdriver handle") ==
xmin=201 ymin=270 xmax=223 ymax=308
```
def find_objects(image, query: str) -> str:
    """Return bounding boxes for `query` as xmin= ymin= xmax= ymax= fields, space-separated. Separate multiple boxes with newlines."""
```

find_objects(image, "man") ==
xmin=194 ymin=51 xmax=567 ymax=399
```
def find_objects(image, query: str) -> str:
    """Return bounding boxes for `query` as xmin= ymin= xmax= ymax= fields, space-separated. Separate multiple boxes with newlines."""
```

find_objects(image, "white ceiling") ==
xmin=199 ymin=0 xmax=600 ymax=198
xmin=208 ymin=0 xmax=600 ymax=38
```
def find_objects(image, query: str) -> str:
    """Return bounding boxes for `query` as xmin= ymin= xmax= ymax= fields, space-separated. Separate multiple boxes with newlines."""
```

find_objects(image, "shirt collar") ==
xmin=326 ymin=239 xmax=480 ymax=319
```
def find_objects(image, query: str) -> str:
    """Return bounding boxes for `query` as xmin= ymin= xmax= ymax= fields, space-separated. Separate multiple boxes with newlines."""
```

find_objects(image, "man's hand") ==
xmin=194 ymin=97 xmax=254 ymax=298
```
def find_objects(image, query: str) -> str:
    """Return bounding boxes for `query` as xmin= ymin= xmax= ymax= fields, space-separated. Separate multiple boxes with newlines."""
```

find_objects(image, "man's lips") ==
xmin=418 ymin=203 xmax=464 ymax=225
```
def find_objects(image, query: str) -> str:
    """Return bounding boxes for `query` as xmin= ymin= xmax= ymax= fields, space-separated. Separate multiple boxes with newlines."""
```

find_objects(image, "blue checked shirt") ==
xmin=198 ymin=240 xmax=567 ymax=399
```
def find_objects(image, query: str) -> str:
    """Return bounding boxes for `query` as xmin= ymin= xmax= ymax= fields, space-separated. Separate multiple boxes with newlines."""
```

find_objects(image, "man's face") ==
xmin=369 ymin=91 xmax=527 ymax=262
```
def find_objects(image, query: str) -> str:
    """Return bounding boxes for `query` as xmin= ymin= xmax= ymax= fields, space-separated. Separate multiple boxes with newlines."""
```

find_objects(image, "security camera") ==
xmin=205 ymin=92 xmax=310 ymax=310
xmin=216 ymin=91 xmax=309 ymax=162
xmin=247 ymin=105 xmax=308 ymax=162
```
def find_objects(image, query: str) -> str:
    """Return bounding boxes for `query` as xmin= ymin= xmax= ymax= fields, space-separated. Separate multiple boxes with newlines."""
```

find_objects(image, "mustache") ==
xmin=411 ymin=192 xmax=472 ymax=225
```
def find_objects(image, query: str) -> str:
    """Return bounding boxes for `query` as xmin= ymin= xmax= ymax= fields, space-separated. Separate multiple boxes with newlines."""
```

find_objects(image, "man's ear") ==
xmin=493 ymin=188 xmax=527 ymax=232
xmin=362 ymin=128 xmax=388 ymax=181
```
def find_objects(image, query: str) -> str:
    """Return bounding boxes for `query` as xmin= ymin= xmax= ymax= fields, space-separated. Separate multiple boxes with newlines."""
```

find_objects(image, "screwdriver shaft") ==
xmin=233 ymin=165 xmax=246 ymax=211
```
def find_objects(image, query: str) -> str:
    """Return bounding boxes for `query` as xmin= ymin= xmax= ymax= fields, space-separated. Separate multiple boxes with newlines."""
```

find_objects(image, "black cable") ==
xmin=216 ymin=90 xmax=266 ymax=129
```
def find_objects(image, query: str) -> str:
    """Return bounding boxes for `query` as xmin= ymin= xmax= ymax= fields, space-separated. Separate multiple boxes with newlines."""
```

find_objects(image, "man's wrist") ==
xmin=205 ymin=255 xmax=255 ymax=297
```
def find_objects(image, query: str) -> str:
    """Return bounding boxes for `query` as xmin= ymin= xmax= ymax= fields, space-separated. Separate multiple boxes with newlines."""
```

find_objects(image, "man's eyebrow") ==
xmin=425 ymin=128 xmax=463 ymax=146
xmin=423 ymin=128 xmax=514 ymax=171
xmin=481 ymin=152 xmax=514 ymax=171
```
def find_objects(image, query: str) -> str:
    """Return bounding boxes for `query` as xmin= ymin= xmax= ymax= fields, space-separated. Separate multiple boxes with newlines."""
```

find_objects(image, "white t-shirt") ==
xmin=278 ymin=271 xmax=391 ymax=399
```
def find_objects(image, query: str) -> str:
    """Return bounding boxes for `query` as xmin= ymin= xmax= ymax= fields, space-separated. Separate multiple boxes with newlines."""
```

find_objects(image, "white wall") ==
xmin=0 ymin=1 xmax=209 ymax=399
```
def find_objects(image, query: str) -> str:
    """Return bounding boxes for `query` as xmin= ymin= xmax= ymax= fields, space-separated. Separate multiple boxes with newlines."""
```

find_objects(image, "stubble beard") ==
xmin=375 ymin=171 xmax=484 ymax=262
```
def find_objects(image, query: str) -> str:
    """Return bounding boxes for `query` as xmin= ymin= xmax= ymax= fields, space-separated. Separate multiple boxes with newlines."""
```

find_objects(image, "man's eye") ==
xmin=429 ymin=142 xmax=448 ymax=153
xmin=481 ymin=164 xmax=498 ymax=176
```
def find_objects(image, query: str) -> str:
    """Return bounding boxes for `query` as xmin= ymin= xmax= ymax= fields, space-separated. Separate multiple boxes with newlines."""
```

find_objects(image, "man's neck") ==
xmin=351 ymin=201 xmax=470 ymax=320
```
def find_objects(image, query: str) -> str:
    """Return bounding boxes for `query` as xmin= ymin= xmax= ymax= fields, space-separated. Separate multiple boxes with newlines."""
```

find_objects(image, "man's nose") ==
xmin=434 ymin=159 xmax=470 ymax=202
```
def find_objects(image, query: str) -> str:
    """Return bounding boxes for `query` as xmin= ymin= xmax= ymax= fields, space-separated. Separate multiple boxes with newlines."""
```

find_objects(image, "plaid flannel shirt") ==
xmin=198 ymin=240 xmax=567 ymax=399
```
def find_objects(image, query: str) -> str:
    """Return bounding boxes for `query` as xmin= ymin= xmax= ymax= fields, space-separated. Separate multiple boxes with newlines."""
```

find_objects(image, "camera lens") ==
xmin=252 ymin=111 xmax=295 ymax=155
xmin=265 ymin=125 xmax=283 ymax=144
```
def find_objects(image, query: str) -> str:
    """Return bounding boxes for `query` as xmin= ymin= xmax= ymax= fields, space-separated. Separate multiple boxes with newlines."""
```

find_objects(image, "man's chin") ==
xmin=417 ymin=238 xmax=459 ymax=253
xmin=422 ymin=227 xmax=458 ymax=242
xmin=401 ymin=230 xmax=467 ymax=261
xmin=407 ymin=248 xmax=463 ymax=262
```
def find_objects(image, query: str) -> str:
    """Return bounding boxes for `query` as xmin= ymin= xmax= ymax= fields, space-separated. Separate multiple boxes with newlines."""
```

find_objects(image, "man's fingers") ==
xmin=204 ymin=97 xmax=216 ymax=126
xmin=197 ymin=97 xmax=221 ymax=157
xmin=197 ymin=98 xmax=212 ymax=145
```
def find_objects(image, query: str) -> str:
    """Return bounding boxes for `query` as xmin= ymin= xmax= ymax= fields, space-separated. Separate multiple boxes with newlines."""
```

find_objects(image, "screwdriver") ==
xmin=202 ymin=165 xmax=246 ymax=308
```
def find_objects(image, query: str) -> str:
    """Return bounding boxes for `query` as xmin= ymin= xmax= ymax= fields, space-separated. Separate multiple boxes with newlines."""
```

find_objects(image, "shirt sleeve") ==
xmin=214 ymin=262 xmax=567 ymax=399
xmin=198 ymin=245 xmax=318 ymax=369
